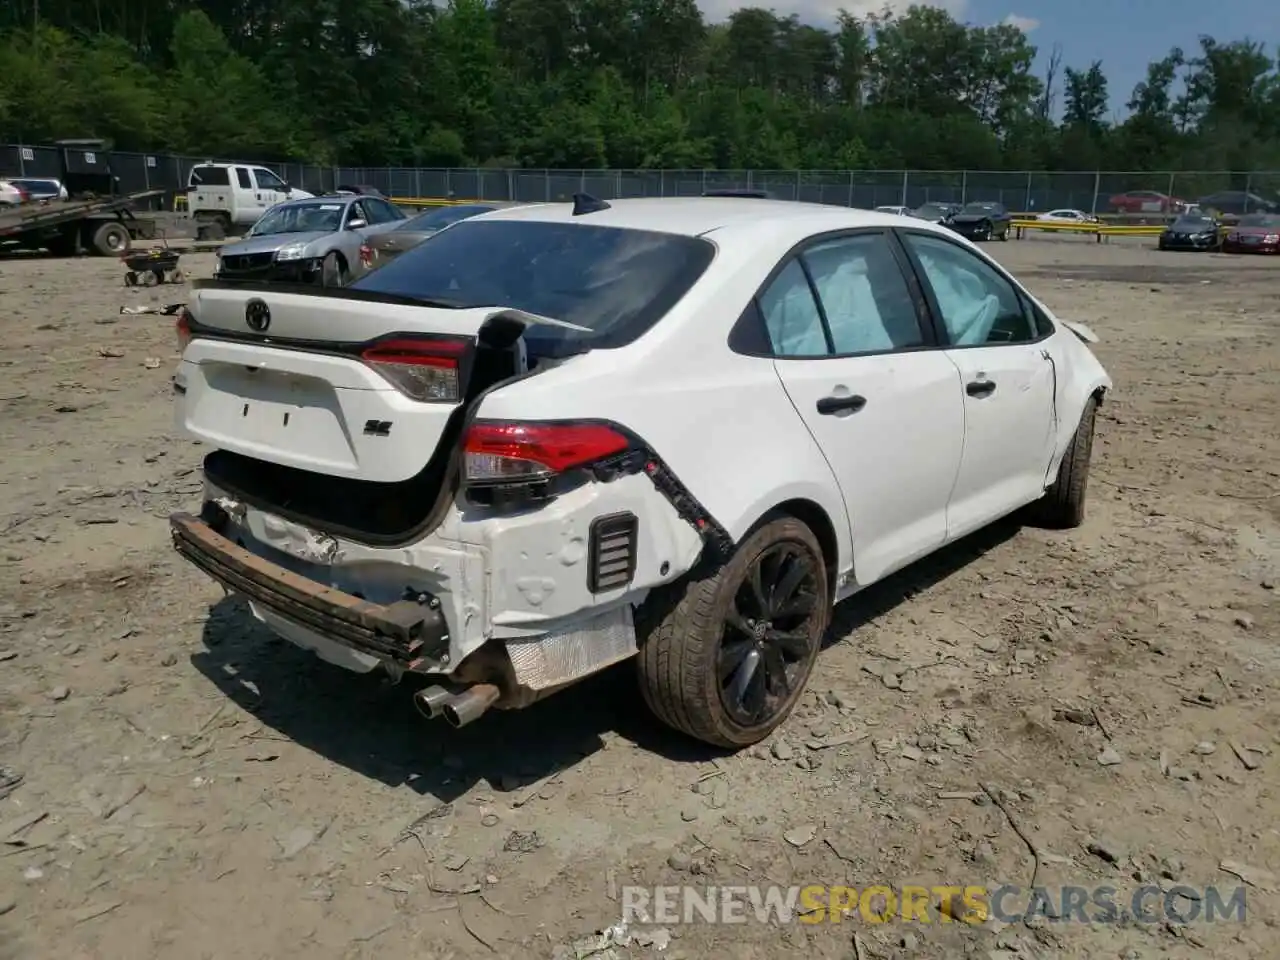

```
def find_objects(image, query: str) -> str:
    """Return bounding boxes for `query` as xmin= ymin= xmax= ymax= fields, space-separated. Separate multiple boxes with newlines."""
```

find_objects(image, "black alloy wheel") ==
xmin=716 ymin=541 xmax=821 ymax=727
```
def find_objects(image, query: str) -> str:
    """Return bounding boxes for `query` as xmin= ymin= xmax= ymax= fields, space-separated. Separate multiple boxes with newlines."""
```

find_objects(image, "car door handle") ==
xmin=816 ymin=394 xmax=866 ymax=415
xmin=966 ymin=379 xmax=997 ymax=398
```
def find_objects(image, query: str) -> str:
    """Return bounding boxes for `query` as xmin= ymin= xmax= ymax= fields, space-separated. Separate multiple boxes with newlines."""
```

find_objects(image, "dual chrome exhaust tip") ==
xmin=413 ymin=682 xmax=501 ymax=728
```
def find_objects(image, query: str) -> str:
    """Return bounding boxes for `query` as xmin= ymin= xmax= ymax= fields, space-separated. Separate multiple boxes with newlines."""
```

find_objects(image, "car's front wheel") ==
xmin=1033 ymin=396 xmax=1098 ymax=529
xmin=320 ymin=251 xmax=347 ymax=287
xmin=636 ymin=515 xmax=829 ymax=748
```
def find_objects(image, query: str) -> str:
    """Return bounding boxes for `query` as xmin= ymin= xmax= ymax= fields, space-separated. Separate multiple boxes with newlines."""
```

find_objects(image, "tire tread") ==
xmin=1037 ymin=397 xmax=1098 ymax=529
xmin=636 ymin=517 xmax=826 ymax=748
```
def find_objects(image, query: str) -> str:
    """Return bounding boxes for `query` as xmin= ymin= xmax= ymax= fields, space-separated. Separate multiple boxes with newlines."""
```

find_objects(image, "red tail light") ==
xmin=463 ymin=421 xmax=631 ymax=485
xmin=175 ymin=311 xmax=193 ymax=354
xmin=361 ymin=335 xmax=470 ymax=402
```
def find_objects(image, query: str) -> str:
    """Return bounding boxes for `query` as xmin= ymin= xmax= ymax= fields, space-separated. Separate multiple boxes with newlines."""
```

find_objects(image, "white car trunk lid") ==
xmin=178 ymin=287 xmax=516 ymax=484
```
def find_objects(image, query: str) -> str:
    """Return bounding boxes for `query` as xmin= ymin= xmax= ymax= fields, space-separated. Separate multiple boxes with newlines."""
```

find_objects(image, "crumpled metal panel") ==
xmin=506 ymin=606 xmax=637 ymax=690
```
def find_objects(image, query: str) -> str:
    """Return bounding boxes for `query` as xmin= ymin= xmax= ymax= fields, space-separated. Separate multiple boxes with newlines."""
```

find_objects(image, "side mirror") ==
xmin=347 ymin=218 xmax=367 ymax=230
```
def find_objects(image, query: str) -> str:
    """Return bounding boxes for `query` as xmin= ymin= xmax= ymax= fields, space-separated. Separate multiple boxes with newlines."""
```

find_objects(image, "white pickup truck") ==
xmin=186 ymin=162 xmax=314 ymax=237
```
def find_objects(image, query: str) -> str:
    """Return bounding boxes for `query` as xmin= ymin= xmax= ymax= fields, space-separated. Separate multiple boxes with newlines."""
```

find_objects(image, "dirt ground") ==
xmin=0 ymin=236 xmax=1277 ymax=960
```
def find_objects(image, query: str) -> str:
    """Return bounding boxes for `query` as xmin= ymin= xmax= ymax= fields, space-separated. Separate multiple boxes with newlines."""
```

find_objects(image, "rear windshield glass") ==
xmin=1238 ymin=214 xmax=1280 ymax=227
xmin=352 ymin=219 xmax=716 ymax=352
xmin=399 ymin=205 xmax=494 ymax=231
xmin=962 ymin=202 xmax=1002 ymax=214
xmin=189 ymin=165 xmax=230 ymax=186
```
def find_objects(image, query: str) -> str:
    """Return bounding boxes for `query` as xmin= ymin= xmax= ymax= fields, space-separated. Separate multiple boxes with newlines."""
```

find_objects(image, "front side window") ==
xmin=345 ymin=201 xmax=368 ymax=226
xmin=903 ymin=233 xmax=1035 ymax=346
xmin=350 ymin=219 xmax=715 ymax=353
xmin=253 ymin=167 xmax=287 ymax=191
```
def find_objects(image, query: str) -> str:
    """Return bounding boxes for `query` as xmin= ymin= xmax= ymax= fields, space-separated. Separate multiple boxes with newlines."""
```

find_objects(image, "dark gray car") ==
xmin=368 ymin=202 xmax=520 ymax=263
xmin=911 ymin=202 xmax=961 ymax=223
xmin=215 ymin=194 xmax=407 ymax=285
xmin=946 ymin=201 xmax=1013 ymax=241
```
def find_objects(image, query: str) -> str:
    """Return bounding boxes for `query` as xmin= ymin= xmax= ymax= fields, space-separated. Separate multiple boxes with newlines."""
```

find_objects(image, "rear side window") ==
xmin=755 ymin=234 xmax=925 ymax=357
xmin=365 ymin=198 xmax=405 ymax=223
xmin=351 ymin=220 xmax=716 ymax=352
xmin=401 ymin=204 xmax=495 ymax=230
xmin=802 ymin=235 xmax=924 ymax=354
xmin=189 ymin=165 xmax=230 ymax=186
xmin=235 ymin=167 xmax=252 ymax=188
xmin=759 ymin=260 xmax=828 ymax=356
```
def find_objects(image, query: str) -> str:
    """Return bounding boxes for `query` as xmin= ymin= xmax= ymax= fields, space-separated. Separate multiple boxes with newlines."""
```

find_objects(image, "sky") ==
xmin=696 ymin=0 xmax=1277 ymax=119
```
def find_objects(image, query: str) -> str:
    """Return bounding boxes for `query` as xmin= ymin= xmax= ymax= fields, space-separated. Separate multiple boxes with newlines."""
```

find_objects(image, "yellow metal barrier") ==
xmin=391 ymin=196 xmax=477 ymax=207
xmin=1010 ymin=218 xmax=1193 ymax=244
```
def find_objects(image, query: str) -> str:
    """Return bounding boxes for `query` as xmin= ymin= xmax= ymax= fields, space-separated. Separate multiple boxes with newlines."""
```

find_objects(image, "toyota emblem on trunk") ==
xmin=245 ymin=298 xmax=271 ymax=332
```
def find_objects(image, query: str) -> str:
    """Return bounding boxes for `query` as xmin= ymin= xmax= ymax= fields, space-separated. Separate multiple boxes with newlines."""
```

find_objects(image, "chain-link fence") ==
xmin=4 ymin=142 xmax=1278 ymax=214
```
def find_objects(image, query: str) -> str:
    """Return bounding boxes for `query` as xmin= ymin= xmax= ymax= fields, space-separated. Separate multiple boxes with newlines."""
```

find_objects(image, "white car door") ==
xmin=233 ymin=166 xmax=269 ymax=222
xmin=897 ymin=230 xmax=1057 ymax=541
xmin=755 ymin=231 xmax=966 ymax=586
xmin=251 ymin=166 xmax=290 ymax=209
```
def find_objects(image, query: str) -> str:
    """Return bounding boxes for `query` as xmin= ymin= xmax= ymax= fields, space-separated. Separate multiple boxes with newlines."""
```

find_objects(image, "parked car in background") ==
xmin=8 ymin=178 xmax=68 ymax=202
xmin=1221 ymin=213 xmax=1280 ymax=254
xmin=1195 ymin=191 xmax=1279 ymax=216
xmin=367 ymin=202 xmax=521 ymax=263
xmin=170 ymin=195 xmax=1111 ymax=748
xmin=213 ymin=194 xmax=407 ymax=285
xmin=874 ymin=205 xmax=911 ymax=216
xmin=910 ymin=202 xmax=961 ymax=223
xmin=187 ymin=162 xmax=316 ymax=236
xmin=702 ymin=189 xmax=778 ymax=199
xmin=1158 ymin=213 xmax=1221 ymax=251
xmin=0 ymin=180 xmax=31 ymax=206
xmin=1107 ymin=190 xmax=1186 ymax=214
xmin=334 ymin=184 xmax=389 ymax=199
xmin=945 ymin=201 xmax=1012 ymax=241
xmin=1037 ymin=209 xmax=1099 ymax=224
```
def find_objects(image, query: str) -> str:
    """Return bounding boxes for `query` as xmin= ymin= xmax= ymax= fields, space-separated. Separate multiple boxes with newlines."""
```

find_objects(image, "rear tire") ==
xmin=320 ymin=252 xmax=347 ymax=287
xmin=636 ymin=515 xmax=829 ymax=749
xmin=1034 ymin=397 xmax=1098 ymax=529
xmin=90 ymin=221 xmax=130 ymax=257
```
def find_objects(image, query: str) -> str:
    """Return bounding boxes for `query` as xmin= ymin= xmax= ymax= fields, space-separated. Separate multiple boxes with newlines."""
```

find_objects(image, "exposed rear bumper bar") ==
xmin=169 ymin=511 xmax=447 ymax=665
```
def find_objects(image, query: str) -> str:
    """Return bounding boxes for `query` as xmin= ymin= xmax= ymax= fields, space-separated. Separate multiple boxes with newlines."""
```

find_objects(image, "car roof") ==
xmin=275 ymin=195 xmax=354 ymax=207
xmin=473 ymin=197 xmax=936 ymax=239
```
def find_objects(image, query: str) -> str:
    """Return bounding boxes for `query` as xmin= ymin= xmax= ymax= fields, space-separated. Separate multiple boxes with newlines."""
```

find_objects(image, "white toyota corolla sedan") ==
xmin=169 ymin=195 xmax=1111 ymax=748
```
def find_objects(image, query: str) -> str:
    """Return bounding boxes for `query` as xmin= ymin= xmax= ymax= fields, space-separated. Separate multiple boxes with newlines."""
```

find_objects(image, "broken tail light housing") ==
xmin=463 ymin=420 xmax=632 ymax=497
xmin=361 ymin=335 xmax=471 ymax=402
xmin=175 ymin=309 xmax=193 ymax=355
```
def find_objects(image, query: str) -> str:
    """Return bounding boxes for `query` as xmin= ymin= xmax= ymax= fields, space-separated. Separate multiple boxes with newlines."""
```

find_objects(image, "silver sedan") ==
xmin=214 ymin=194 xmax=408 ymax=286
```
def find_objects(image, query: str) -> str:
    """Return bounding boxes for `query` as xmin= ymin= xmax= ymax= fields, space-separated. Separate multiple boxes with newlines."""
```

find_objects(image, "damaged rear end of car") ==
xmin=170 ymin=216 xmax=721 ymax=727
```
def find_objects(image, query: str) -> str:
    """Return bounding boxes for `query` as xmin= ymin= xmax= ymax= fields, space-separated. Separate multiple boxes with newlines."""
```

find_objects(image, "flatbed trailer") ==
xmin=0 ymin=189 xmax=165 ymax=257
